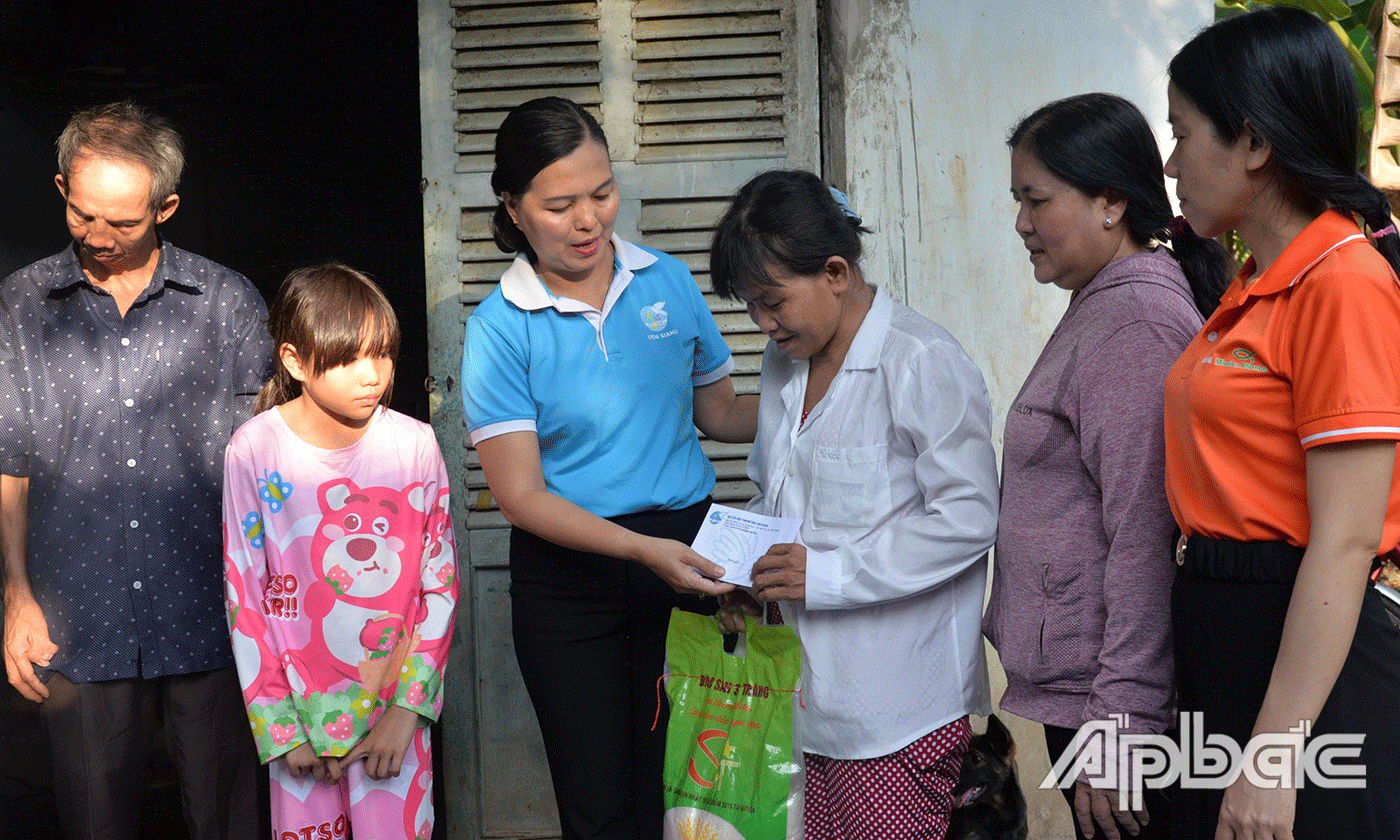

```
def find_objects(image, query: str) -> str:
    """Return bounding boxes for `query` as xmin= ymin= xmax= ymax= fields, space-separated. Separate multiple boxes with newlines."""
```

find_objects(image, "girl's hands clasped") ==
xmin=334 ymin=704 xmax=421 ymax=782
xmin=284 ymin=704 xmax=423 ymax=785
xmin=281 ymin=742 xmax=331 ymax=782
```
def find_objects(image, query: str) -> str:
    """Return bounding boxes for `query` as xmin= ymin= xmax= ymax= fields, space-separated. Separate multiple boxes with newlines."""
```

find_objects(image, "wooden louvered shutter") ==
xmin=451 ymin=0 xmax=607 ymax=529
xmin=629 ymin=0 xmax=818 ymax=502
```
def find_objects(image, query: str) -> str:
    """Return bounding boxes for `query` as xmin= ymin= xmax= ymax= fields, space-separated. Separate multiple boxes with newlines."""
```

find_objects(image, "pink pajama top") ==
xmin=222 ymin=406 xmax=458 ymax=762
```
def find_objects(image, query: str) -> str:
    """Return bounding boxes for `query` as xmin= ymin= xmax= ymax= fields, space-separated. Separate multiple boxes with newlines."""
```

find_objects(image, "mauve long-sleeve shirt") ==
xmin=985 ymin=248 xmax=1200 ymax=738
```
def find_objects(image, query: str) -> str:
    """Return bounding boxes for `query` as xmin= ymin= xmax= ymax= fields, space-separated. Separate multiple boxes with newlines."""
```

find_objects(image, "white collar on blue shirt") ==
xmin=498 ymin=234 xmax=658 ymax=318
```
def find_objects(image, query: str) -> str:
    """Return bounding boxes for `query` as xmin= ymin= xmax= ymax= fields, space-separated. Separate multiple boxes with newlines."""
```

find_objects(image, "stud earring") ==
xmin=1105 ymin=218 xmax=1113 ymax=228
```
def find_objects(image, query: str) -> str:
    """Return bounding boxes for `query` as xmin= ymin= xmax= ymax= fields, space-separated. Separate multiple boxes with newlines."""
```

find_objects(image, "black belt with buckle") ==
xmin=1177 ymin=534 xmax=1400 ymax=629
xmin=1174 ymin=534 xmax=1303 ymax=583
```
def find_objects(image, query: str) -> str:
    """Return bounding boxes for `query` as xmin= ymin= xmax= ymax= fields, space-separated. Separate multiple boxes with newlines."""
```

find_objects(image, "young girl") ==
xmin=711 ymin=170 xmax=1000 ymax=839
xmin=222 ymin=263 xmax=458 ymax=840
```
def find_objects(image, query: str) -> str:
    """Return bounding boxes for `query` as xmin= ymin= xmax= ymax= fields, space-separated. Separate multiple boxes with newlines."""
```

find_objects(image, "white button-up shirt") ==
xmin=747 ymin=287 xmax=998 ymax=759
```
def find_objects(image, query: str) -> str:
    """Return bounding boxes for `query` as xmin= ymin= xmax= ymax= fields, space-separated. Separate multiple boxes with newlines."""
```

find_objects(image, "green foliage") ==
xmin=1211 ymin=0 xmax=1383 ymax=264
xmin=1215 ymin=0 xmax=1377 ymax=160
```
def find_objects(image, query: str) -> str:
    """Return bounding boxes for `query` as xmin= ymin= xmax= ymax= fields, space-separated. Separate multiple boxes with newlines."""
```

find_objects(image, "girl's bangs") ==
xmin=308 ymin=296 xmax=400 ymax=374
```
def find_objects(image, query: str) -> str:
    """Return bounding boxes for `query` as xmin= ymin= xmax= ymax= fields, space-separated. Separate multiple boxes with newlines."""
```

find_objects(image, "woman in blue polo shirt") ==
xmin=461 ymin=97 xmax=756 ymax=840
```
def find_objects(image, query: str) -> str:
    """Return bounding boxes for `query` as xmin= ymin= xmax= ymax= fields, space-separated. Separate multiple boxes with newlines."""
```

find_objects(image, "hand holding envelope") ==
xmin=690 ymin=503 xmax=801 ymax=587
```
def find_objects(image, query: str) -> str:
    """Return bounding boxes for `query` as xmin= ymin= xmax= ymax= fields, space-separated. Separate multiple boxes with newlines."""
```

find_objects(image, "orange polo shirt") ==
xmin=1164 ymin=209 xmax=1400 ymax=552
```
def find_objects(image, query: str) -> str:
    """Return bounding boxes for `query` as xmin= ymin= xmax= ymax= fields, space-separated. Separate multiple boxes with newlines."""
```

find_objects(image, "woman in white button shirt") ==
xmin=711 ymin=170 xmax=1000 ymax=840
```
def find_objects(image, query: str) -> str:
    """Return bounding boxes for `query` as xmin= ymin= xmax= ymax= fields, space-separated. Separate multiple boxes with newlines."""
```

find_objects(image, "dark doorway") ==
xmin=0 ymin=2 xmax=428 ymax=837
xmin=0 ymin=1 xmax=427 ymax=417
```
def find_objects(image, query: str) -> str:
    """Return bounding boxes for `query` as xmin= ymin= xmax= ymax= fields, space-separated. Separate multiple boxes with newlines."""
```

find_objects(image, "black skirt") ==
xmin=1171 ymin=536 xmax=1400 ymax=839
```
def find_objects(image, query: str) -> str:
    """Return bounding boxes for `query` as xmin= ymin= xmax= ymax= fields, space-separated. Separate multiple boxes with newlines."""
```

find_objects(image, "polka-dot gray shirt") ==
xmin=0 ymin=240 xmax=273 ymax=682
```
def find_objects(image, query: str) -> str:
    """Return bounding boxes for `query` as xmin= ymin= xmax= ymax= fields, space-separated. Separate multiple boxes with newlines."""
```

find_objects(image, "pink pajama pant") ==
xmin=269 ymin=726 xmax=434 ymax=840
xmin=803 ymin=716 xmax=971 ymax=840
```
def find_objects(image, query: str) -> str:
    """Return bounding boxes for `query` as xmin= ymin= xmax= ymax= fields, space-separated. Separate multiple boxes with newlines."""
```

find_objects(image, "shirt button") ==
xmin=126 ymin=459 xmax=136 ymax=468
xmin=130 ymin=520 xmax=139 ymax=529
xmin=133 ymin=581 xmax=142 ymax=590
xmin=1206 ymin=331 xmax=1218 ymax=341
xmin=121 ymin=337 xmax=130 ymax=347
xmin=124 ymin=399 xmax=134 ymax=407
xmin=787 ymin=466 xmax=795 ymax=476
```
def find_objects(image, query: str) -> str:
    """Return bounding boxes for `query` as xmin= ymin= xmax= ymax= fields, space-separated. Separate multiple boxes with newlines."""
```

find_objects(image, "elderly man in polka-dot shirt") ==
xmin=0 ymin=101 xmax=272 ymax=840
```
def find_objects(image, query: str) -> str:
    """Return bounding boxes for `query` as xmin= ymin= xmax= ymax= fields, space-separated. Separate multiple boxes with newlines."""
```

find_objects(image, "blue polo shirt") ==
xmin=462 ymin=235 xmax=734 ymax=518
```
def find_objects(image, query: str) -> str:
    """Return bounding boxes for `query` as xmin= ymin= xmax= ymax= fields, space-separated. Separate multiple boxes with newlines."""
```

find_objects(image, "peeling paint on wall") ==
xmin=827 ymin=0 xmax=917 ymax=305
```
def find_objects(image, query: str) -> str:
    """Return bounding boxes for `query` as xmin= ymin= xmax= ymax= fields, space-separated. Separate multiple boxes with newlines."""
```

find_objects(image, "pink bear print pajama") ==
xmin=222 ymin=407 xmax=458 ymax=840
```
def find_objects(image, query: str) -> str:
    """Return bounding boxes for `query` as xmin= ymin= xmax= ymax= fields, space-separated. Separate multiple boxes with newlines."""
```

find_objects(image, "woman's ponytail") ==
xmin=1163 ymin=218 xmax=1232 ymax=318
xmin=491 ymin=201 xmax=532 ymax=260
xmin=1353 ymin=180 xmax=1400 ymax=278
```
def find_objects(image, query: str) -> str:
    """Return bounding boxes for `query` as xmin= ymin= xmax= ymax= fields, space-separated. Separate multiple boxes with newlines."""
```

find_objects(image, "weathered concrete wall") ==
xmin=821 ymin=2 xmax=1214 ymax=837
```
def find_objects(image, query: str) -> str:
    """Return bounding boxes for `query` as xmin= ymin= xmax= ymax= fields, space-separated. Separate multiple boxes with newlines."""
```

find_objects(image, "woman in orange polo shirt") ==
xmin=1163 ymin=8 xmax=1400 ymax=840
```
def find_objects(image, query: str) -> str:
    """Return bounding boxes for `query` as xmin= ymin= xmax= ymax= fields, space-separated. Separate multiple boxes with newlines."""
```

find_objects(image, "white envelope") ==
xmin=690 ymin=502 xmax=802 ymax=587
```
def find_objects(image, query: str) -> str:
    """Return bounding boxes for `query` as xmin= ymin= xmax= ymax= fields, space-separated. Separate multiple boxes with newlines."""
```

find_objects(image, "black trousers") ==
xmin=1171 ymin=537 xmax=1400 ymax=839
xmin=509 ymin=500 xmax=717 ymax=840
xmin=1043 ymin=724 xmax=1173 ymax=840
xmin=38 ymin=666 xmax=264 ymax=840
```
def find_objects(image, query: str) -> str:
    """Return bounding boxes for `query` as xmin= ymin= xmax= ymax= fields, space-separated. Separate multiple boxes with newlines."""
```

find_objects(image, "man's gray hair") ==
xmin=57 ymin=101 xmax=184 ymax=210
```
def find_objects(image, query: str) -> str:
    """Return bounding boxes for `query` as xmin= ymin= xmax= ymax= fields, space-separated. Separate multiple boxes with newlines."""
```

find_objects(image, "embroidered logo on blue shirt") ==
xmin=641 ymin=301 xmax=668 ymax=331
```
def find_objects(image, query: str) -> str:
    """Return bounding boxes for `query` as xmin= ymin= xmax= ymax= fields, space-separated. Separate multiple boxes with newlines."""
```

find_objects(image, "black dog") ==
xmin=947 ymin=714 xmax=1028 ymax=840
